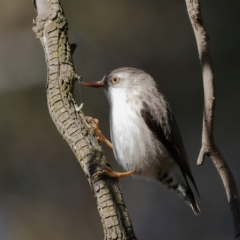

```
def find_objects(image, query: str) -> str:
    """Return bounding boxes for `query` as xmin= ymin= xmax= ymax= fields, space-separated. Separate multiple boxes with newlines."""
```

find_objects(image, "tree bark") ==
xmin=185 ymin=0 xmax=240 ymax=238
xmin=32 ymin=0 xmax=136 ymax=239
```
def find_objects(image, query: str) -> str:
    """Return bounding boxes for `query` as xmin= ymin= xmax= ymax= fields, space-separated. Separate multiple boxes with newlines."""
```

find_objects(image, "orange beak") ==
xmin=81 ymin=80 xmax=106 ymax=88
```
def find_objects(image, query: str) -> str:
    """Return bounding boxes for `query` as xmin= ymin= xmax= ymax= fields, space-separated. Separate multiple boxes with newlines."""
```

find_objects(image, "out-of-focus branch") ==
xmin=32 ymin=0 xmax=136 ymax=239
xmin=185 ymin=0 xmax=240 ymax=238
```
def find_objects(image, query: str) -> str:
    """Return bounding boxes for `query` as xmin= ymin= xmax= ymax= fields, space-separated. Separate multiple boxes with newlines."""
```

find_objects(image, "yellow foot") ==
xmin=86 ymin=117 xmax=113 ymax=149
xmin=93 ymin=167 xmax=136 ymax=180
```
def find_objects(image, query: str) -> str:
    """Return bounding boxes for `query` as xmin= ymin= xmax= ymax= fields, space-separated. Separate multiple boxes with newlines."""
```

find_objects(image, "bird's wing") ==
xmin=141 ymin=101 xmax=199 ymax=196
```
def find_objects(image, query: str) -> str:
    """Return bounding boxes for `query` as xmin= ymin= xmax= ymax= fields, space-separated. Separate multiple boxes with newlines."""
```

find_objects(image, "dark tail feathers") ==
xmin=183 ymin=188 xmax=201 ymax=216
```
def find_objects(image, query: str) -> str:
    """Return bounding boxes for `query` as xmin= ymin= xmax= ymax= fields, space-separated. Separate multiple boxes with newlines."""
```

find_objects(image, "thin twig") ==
xmin=32 ymin=0 xmax=136 ymax=239
xmin=185 ymin=0 xmax=240 ymax=238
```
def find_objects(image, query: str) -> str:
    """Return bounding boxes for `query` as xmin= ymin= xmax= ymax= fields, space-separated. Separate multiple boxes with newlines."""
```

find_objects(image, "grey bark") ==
xmin=185 ymin=0 xmax=240 ymax=238
xmin=32 ymin=0 xmax=136 ymax=239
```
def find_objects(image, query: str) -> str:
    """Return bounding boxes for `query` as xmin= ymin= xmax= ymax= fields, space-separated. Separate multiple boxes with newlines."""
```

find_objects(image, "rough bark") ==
xmin=185 ymin=0 xmax=240 ymax=238
xmin=32 ymin=0 xmax=136 ymax=239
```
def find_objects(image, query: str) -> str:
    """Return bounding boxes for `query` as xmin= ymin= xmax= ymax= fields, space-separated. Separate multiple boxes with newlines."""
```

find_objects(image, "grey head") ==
xmin=82 ymin=67 xmax=163 ymax=109
xmin=82 ymin=67 xmax=157 ymax=95
xmin=102 ymin=67 xmax=156 ymax=88
xmin=102 ymin=67 xmax=159 ymax=101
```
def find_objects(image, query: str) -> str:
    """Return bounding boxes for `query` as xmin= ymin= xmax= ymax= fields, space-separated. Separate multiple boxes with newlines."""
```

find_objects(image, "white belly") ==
xmin=109 ymin=89 xmax=169 ymax=176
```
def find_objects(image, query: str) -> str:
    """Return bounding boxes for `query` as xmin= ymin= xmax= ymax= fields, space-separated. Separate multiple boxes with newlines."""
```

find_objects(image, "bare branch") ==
xmin=32 ymin=0 xmax=136 ymax=239
xmin=185 ymin=0 xmax=240 ymax=238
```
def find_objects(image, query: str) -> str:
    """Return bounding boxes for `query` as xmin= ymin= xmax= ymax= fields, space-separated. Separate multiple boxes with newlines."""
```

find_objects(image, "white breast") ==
xmin=108 ymin=88 xmax=169 ymax=175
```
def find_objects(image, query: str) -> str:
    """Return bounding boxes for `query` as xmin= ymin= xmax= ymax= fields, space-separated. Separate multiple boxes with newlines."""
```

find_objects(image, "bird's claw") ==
xmin=92 ymin=167 xmax=136 ymax=180
xmin=92 ymin=167 xmax=117 ymax=180
xmin=86 ymin=117 xmax=113 ymax=149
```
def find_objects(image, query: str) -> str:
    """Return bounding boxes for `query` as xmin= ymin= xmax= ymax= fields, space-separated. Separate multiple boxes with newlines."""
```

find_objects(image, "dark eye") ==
xmin=111 ymin=77 xmax=119 ymax=84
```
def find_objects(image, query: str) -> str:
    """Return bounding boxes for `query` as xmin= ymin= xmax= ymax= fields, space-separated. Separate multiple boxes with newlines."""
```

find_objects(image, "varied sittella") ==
xmin=82 ymin=67 xmax=200 ymax=215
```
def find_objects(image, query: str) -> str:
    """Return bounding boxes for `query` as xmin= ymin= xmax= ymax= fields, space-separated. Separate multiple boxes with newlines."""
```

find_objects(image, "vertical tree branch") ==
xmin=32 ymin=0 xmax=136 ymax=239
xmin=185 ymin=0 xmax=240 ymax=238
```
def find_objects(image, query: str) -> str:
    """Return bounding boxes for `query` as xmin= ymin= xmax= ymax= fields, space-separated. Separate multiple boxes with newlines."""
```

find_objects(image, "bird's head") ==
xmin=81 ymin=67 xmax=155 ymax=92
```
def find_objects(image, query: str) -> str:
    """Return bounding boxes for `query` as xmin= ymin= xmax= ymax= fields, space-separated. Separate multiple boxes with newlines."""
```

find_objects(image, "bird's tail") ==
xmin=158 ymin=171 xmax=200 ymax=215
xmin=181 ymin=186 xmax=201 ymax=216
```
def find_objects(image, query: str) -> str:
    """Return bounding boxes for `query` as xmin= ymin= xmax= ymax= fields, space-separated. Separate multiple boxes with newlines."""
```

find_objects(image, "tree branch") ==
xmin=32 ymin=0 xmax=136 ymax=239
xmin=185 ymin=0 xmax=240 ymax=238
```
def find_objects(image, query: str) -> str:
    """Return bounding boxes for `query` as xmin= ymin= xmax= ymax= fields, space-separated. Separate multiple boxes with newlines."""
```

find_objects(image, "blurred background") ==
xmin=1 ymin=0 xmax=240 ymax=239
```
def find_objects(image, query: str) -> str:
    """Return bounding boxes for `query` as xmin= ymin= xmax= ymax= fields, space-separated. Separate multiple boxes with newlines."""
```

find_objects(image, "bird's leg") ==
xmin=93 ymin=167 xmax=136 ymax=179
xmin=86 ymin=117 xmax=136 ymax=179
xmin=86 ymin=117 xmax=113 ymax=149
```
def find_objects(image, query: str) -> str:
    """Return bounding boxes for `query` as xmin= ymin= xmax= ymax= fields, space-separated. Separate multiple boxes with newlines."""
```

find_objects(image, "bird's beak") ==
xmin=81 ymin=80 xmax=106 ymax=88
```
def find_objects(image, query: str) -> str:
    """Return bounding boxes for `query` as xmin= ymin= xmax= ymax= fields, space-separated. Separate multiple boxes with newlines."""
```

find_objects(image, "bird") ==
xmin=82 ymin=67 xmax=200 ymax=215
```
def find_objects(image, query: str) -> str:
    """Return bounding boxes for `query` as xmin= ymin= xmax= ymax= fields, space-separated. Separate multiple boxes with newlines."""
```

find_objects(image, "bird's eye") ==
xmin=111 ymin=77 xmax=119 ymax=84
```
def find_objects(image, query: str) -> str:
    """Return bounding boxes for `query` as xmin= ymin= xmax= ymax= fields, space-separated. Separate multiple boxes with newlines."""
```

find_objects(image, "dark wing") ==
xmin=141 ymin=102 xmax=199 ymax=196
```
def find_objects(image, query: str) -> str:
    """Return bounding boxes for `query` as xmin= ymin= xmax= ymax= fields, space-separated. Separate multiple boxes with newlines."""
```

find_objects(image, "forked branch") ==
xmin=32 ymin=0 xmax=136 ymax=239
xmin=185 ymin=0 xmax=240 ymax=238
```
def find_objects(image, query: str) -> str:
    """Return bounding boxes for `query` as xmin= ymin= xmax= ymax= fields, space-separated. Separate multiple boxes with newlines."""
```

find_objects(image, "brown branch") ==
xmin=32 ymin=0 xmax=136 ymax=239
xmin=185 ymin=0 xmax=240 ymax=238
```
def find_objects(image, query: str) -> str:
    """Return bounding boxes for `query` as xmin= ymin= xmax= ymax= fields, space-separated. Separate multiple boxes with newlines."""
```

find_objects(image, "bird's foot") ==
xmin=93 ymin=167 xmax=136 ymax=180
xmin=86 ymin=117 xmax=113 ymax=149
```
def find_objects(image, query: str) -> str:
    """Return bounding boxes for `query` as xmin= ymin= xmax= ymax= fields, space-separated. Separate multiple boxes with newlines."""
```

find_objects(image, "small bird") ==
xmin=82 ymin=67 xmax=200 ymax=215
